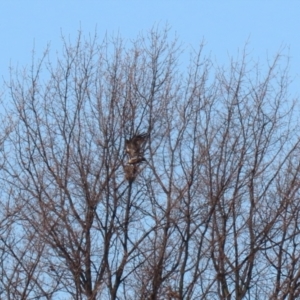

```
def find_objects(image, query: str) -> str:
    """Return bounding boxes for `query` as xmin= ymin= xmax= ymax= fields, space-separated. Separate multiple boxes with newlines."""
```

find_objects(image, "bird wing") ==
xmin=125 ymin=140 xmax=139 ymax=157
xmin=125 ymin=133 xmax=148 ymax=158
xmin=131 ymin=133 xmax=148 ymax=148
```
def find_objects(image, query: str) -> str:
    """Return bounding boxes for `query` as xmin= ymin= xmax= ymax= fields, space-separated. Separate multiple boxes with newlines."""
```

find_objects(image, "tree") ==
xmin=1 ymin=28 xmax=300 ymax=299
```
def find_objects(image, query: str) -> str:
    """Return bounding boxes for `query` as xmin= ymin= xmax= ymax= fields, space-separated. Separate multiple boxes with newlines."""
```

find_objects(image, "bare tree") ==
xmin=1 ymin=28 xmax=300 ymax=300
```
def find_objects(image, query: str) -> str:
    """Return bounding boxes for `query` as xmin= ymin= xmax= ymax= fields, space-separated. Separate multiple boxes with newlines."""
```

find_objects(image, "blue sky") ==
xmin=1 ymin=1 xmax=300 ymax=94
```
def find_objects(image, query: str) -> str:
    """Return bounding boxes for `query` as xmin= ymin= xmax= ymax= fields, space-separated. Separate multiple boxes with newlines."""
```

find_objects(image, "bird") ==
xmin=125 ymin=133 xmax=148 ymax=164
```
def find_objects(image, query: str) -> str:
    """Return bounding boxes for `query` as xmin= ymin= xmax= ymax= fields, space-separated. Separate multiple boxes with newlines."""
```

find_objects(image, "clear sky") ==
xmin=1 ymin=1 xmax=300 ymax=94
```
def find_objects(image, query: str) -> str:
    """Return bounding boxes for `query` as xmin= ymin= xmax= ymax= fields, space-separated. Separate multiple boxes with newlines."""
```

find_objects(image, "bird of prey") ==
xmin=125 ymin=133 xmax=148 ymax=164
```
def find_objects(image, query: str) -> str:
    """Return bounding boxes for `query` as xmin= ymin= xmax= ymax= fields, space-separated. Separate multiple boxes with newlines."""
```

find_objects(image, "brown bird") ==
xmin=125 ymin=133 xmax=148 ymax=164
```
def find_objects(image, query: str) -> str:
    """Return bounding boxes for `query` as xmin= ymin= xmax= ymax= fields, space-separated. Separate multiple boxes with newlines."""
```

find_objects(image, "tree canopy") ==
xmin=0 ymin=28 xmax=300 ymax=300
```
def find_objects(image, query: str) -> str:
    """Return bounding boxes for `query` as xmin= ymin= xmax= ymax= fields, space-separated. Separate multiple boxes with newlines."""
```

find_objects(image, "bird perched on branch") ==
xmin=125 ymin=133 xmax=148 ymax=165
